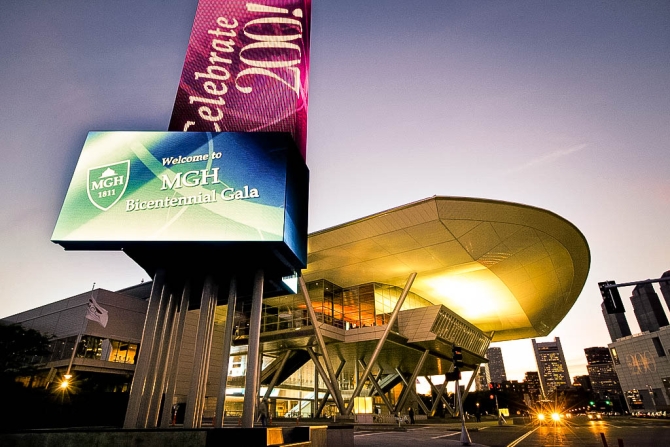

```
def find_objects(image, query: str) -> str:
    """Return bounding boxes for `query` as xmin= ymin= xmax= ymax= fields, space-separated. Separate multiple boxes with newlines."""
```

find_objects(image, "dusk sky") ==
xmin=1 ymin=1 xmax=669 ymax=381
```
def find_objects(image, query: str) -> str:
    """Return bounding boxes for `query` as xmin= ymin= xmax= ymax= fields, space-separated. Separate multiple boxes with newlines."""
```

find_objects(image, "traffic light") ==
xmin=589 ymin=401 xmax=595 ymax=406
xmin=452 ymin=345 xmax=464 ymax=369
xmin=599 ymin=281 xmax=624 ymax=314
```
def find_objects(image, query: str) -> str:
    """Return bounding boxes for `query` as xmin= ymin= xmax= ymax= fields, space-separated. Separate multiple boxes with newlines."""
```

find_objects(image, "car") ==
xmin=536 ymin=411 xmax=565 ymax=424
xmin=587 ymin=411 xmax=603 ymax=421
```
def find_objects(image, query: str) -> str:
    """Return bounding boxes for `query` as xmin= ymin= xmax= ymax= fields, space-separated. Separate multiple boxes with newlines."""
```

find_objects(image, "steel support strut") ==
xmin=460 ymin=363 xmax=480 ymax=404
xmin=359 ymin=360 xmax=394 ymax=413
xmin=264 ymin=350 xmax=292 ymax=400
xmin=394 ymin=350 xmax=429 ymax=414
xmin=316 ymin=359 xmax=345 ymax=417
xmin=427 ymin=376 xmax=455 ymax=416
xmin=299 ymin=277 xmax=345 ymax=413
xmin=306 ymin=347 xmax=344 ymax=414
xmin=395 ymin=369 xmax=430 ymax=415
xmin=345 ymin=272 xmax=417 ymax=415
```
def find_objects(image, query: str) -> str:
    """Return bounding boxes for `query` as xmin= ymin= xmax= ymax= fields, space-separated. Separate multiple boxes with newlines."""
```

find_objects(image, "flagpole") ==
xmin=64 ymin=283 xmax=95 ymax=382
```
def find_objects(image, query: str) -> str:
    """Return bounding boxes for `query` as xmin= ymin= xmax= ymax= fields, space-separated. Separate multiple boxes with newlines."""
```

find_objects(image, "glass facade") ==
xmin=432 ymin=308 xmax=491 ymax=358
xmin=45 ymin=335 xmax=138 ymax=364
xmin=234 ymin=279 xmax=434 ymax=338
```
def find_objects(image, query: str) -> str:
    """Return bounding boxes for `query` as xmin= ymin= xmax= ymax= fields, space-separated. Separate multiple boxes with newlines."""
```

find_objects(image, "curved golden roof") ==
xmin=303 ymin=196 xmax=590 ymax=342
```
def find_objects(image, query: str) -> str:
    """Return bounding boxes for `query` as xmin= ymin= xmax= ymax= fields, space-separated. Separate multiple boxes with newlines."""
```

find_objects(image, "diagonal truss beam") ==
xmin=264 ymin=350 xmax=292 ymax=400
xmin=359 ymin=359 xmax=394 ymax=413
xmin=316 ymin=358 xmax=345 ymax=417
xmin=426 ymin=376 xmax=454 ymax=416
xmin=345 ymin=272 xmax=417 ymax=415
xmin=460 ymin=363 xmax=480 ymax=403
xmin=307 ymin=347 xmax=345 ymax=414
xmin=394 ymin=353 xmax=430 ymax=415
xmin=300 ymin=277 xmax=345 ymax=413
xmin=368 ymin=370 xmax=384 ymax=397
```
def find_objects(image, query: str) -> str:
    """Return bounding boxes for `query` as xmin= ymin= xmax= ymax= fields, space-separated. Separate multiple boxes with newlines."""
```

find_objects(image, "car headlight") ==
xmin=551 ymin=413 xmax=561 ymax=421
xmin=537 ymin=413 xmax=545 ymax=421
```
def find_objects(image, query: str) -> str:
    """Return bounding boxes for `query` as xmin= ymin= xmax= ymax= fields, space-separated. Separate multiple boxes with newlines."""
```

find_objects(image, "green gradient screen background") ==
xmin=53 ymin=132 xmax=299 ymax=245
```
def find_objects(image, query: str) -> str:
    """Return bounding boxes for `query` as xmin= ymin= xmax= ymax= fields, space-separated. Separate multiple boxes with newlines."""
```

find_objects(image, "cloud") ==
xmin=505 ymin=143 xmax=589 ymax=175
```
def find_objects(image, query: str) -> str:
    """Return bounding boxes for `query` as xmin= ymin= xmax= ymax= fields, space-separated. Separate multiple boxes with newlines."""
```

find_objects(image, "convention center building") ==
xmin=3 ymin=196 xmax=590 ymax=424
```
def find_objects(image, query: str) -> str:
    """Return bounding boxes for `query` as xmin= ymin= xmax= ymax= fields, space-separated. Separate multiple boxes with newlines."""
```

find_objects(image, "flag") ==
xmin=86 ymin=296 xmax=109 ymax=328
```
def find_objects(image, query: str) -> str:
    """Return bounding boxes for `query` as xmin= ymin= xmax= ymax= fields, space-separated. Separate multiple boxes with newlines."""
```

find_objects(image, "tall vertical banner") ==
xmin=169 ymin=1 xmax=311 ymax=160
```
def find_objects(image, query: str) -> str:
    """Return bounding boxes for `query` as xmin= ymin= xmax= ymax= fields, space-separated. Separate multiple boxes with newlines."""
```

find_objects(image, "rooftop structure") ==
xmin=631 ymin=283 xmax=669 ymax=333
xmin=602 ymin=301 xmax=632 ymax=342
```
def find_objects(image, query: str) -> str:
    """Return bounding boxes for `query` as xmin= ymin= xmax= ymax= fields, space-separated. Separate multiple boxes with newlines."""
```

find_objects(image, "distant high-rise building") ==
xmin=608 ymin=326 xmax=670 ymax=412
xmin=631 ymin=283 xmax=669 ymax=333
xmin=573 ymin=375 xmax=592 ymax=391
xmin=659 ymin=270 xmax=670 ymax=310
xmin=475 ymin=364 xmax=491 ymax=391
xmin=486 ymin=347 xmax=507 ymax=383
xmin=584 ymin=347 xmax=622 ymax=399
xmin=524 ymin=371 xmax=542 ymax=402
xmin=532 ymin=337 xmax=571 ymax=397
xmin=601 ymin=302 xmax=632 ymax=342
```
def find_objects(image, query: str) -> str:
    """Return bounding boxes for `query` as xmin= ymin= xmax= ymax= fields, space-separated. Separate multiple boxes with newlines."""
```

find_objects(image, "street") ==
xmin=353 ymin=416 xmax=670 ymax=447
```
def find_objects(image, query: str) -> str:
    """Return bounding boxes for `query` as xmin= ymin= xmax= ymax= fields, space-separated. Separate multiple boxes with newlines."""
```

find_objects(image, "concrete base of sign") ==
xmin=0 ymin=426 xmax=354 ymax=447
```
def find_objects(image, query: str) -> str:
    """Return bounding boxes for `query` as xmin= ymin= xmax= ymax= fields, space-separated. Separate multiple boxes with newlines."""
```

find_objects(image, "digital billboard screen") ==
xmin=52 ymin=132 xmax=308 ymax=267
xmin=169 ymin=0 xmax=311 ymax=160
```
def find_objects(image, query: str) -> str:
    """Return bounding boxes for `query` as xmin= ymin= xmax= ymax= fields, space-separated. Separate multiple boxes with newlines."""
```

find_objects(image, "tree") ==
xmin=0 ymin=322 xmax=51 ymax=383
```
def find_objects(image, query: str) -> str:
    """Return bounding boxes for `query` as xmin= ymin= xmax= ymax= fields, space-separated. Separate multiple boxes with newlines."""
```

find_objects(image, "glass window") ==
xmin=652 ymin=337 xmax=666 ymax=357
xmin=108 ymin=340 xmax=139 ymax=364
xmin=610 ymin=348 xmax=620 ymax=365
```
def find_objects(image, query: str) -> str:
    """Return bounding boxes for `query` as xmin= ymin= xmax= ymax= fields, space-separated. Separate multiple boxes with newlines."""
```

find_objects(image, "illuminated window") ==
xmin=108 ymin=340 xmax=139 ymax=364
xmin=610 ymin=348 xmax=620 ymax=365
xmin=77 ymin=336 xmax=103 ymax=359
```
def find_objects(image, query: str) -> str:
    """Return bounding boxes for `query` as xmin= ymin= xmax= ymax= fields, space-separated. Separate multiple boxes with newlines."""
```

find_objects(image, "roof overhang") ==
xmin=303 ymin=196 xmax=590 ymax=342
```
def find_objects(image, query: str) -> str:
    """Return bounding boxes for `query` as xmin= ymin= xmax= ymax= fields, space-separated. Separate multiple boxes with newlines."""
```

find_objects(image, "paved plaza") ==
xmin=352 ymin=416 xmax=670 ymax=447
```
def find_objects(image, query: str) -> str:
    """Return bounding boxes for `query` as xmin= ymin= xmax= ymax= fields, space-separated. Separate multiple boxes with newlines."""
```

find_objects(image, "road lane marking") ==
xmin=506 ymin=426 xmax=539 ymax=447
xmin=432 ymin=432 xmax=459 ymax=439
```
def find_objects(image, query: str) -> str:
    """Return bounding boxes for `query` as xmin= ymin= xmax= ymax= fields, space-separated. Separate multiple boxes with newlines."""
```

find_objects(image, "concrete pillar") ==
xmin=184 ymin=276 xmax=218 ymax=428
xmin=214 ymin=278 xmax=237 ymax=428
xmin=159 ymin=282 xmax=191 ymax=428
xmin=242 ymin=270 xmax=264 ymax=428
xmin=123 ymin=270 xmax=166 ymax=429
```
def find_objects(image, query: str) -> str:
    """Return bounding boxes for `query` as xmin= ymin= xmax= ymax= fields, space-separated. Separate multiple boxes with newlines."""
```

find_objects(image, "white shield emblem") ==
xmin=87 ymin=160 xmax=130 ymax=211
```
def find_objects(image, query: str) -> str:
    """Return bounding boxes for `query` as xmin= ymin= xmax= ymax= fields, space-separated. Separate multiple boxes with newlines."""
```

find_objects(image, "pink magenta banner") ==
xmin=169 ymin=0 xmax=311 ymax=160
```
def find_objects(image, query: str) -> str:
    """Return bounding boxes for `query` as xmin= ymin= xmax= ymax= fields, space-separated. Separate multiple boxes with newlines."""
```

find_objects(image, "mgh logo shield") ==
xmin=87 ymin=160 xmax=130 ymax=211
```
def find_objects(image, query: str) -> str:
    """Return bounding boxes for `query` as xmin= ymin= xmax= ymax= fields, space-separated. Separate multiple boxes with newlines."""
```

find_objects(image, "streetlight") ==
xmin=60 ymin=374 xmax=72 ymax=390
